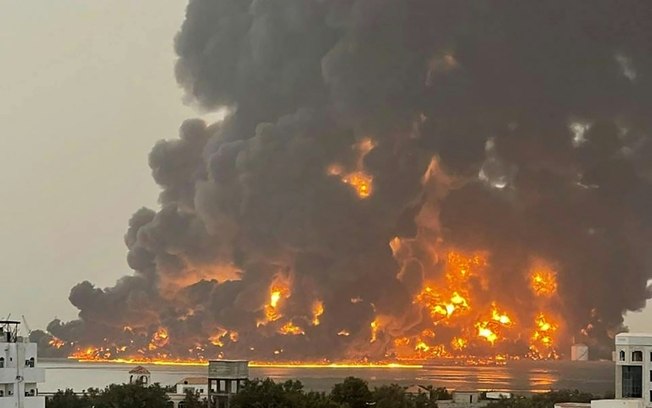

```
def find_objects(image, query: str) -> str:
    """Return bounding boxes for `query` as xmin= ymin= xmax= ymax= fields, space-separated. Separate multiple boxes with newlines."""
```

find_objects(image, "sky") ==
xmin=0 ymin=0 xmax=650 ymax=335
xmin=0 ymin=0 xmax=216 ymax=329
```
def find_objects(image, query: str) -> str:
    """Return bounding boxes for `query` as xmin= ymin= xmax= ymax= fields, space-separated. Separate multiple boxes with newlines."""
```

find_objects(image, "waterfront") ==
xmin=40 ymin=359 xmax=614 ymax=395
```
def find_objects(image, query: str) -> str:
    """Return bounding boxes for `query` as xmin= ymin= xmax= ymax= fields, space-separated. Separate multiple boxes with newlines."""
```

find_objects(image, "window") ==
xmin=633 ymin=351 xmax=643 ymax=362
xmin=620 ymin=350 xmax=626 ymax=361
xmin=0 ymin=357 xmax=4 ymax=368
xmin=623 ymin=366 xmax=643 ymax=398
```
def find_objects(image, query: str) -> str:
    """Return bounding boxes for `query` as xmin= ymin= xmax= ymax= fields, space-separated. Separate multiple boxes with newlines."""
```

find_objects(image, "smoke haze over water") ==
xmin=35 ymin=0 xmax=652 ymax=361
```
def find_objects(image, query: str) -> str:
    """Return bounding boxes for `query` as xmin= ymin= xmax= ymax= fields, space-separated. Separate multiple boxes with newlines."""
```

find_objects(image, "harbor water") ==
xmin=40 ymin=359 xmax=614 ymax=395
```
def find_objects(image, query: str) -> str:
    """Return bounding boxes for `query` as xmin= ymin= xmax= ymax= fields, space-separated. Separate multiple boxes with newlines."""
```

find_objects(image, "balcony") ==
xmin=0 ymin=367 xmax=45 ymax=383
xmin=23 ymin=368 xmax=45 ymax=383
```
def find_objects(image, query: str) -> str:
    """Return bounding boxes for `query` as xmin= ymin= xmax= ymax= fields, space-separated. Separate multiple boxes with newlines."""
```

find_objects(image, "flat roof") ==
xmin=616 ymin=333 xmax=652 ymax=337
xmin=177 ymin=377 xmax=207 ymax=385
xmin=615 ymin=333 xmax=652 ymax=346
xmin=208 ymin=359 xmax=248 ymax=363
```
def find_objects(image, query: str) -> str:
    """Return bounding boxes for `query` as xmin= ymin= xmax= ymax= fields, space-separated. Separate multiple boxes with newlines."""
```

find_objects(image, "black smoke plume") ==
xmin=41 ymin=0 xmax=652 ymax=361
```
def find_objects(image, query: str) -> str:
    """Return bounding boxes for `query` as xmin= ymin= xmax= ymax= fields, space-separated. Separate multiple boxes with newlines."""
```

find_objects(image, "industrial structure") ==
xmin=0 ymin=320 xmax=45 ymax=408
xmin=571 ymin=343 xmax=589 ymax=361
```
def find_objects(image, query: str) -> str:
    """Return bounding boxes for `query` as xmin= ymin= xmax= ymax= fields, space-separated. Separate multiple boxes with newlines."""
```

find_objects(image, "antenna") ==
xmin=21 ymin=315 xmax=32 ymax=336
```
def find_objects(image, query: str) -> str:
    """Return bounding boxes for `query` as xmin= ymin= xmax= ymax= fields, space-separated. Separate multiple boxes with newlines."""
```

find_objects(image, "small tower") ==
xmin=129 ymin=365 xmax=151 ymax=385
xmin=208 ymin=360 xmax=248 ymax=408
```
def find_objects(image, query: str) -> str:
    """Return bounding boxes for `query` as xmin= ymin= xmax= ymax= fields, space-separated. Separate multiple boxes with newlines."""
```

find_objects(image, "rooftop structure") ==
xmin=208 ymin=360 xmax=249 ymax=408
xmin=128 ymin=365 xmax=151 ymax=385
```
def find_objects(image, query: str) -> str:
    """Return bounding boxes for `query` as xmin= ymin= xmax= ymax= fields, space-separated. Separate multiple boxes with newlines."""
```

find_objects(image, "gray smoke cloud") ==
xmin=39 ymin=0 xmax=652 ymax=361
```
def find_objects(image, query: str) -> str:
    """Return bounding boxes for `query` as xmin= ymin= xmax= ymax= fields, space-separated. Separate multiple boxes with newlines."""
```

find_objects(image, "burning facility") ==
xmin=30 ymin=1 xmax=652 ymax=363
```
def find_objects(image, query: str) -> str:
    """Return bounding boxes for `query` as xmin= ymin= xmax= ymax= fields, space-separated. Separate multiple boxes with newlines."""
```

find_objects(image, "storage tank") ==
xmin=571 ymin=343 xmax=589 ymax=361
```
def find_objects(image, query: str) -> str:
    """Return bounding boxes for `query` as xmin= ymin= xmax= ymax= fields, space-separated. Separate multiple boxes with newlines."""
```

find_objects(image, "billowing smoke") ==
xmin=39 ymin=0 xmax=652 ymax=362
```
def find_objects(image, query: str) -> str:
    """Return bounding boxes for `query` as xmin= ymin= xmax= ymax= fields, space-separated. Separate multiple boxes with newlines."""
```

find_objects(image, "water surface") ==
xmin=40 ymin=359 xmax=614 ymax=395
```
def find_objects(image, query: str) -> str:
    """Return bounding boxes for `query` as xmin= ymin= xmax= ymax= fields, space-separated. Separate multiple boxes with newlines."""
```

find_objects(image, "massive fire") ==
xmin=62 ymin=249 xmax=563 ymax=364
xmin=384 ymin=249 xmax=561 ymax=361
xmin=40 ymin=0 xmax=652 ymax=371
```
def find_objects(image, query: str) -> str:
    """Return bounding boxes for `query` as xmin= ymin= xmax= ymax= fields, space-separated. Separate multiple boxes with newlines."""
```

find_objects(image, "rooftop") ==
xmin=208 ymin=359 xmax=249 ymax=363
xmin=129 ymin=366 xmax=151 ymax=375
xmin=615 ymin=332 xmax=652 ymax=338
xmin=177 ymin=377 xmax=208 ymax=385
xmin=555 ymin=403 xmax=591 ymax=408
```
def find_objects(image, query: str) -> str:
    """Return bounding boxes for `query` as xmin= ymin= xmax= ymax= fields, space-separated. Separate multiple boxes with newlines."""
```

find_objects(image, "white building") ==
xmin=176 ymin=377 xmax=209 ymax=396
xmin=0 ymin=321 xmax=45 ymax=408
xmin=615 ymin=333 xmax=652 ymax=405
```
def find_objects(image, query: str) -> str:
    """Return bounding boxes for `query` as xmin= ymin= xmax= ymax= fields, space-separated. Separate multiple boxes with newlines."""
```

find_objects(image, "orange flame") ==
xmin=279 ymin=322 xmax=305 ymax=336
xmin=342 ymin=171 xmax=373 ymax=199
xmin=327 ymin=138 xmax=376 ymax=199
xmin=312 ymin=300 xmax=324 ymax=326
xmin=66 ymin=247 xmax=565 ymax=364
xmin=262 ymin=283 xmax=290 ymax=325
xmin=48 ymin=337 xmax=66 ymax=349
xmin=530 ymin=312 xmax=558 ymax=358
xmin=530 ymin=262 xmax=558 ymax=297
xmin=148 ymin=327 xmax=169 ymax=351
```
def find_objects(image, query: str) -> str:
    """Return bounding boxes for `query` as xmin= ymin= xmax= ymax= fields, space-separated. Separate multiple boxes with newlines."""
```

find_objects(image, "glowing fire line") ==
xmin=69 ymin=357 xmax=422 ymax=369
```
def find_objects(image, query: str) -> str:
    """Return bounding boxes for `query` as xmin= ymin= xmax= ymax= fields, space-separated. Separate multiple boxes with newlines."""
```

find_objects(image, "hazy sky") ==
xmin=1 ymin=1 xmax=650 ymax=334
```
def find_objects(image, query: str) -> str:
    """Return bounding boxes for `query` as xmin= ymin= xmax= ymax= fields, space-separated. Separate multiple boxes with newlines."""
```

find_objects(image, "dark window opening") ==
xmin=623 ymin=365 xmax=643 ymax=398
xmin=620 ymin=350 xmax=626 ymax=361
xmin=633 ymin=351 xmax=643 ymax=362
